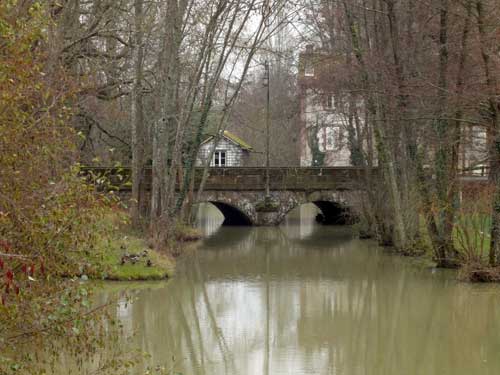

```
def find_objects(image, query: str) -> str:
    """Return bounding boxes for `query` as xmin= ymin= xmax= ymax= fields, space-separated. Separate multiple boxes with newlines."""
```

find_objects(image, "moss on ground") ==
xmin=88 ymin=212 xmax=174 ymax=281
xmin=174 ymin=222 xmax=203 ymax=242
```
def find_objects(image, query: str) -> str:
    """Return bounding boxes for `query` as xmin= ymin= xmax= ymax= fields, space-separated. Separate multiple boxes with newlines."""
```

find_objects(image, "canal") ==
xmin=97 ymin=203 xmax=500 ymax=375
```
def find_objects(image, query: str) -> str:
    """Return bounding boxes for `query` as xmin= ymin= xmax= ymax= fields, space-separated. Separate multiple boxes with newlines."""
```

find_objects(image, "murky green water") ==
xmin=99 ymin=204 xmax=500 ymax=375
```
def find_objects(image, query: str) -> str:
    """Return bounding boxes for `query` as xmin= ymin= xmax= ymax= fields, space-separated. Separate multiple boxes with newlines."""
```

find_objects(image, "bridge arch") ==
xmin=312 ymin=201 xmax=352 ymax=225
xmin=196 ymin=190 xmax=360 ymax=226
xmin=197 ymin=191 xmax=257 ymax=226
xmin=209 ymin=201 xmax=253 ymax=226
xmin=275 ymin=191 xmax=356 ymax=226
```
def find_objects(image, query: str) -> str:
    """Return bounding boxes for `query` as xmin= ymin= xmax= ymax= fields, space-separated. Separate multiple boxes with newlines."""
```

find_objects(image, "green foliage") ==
xmin=454 ymin=186 xmax=493 ymax=264
xmin=417 ymin=185 xmax=493 ymax=268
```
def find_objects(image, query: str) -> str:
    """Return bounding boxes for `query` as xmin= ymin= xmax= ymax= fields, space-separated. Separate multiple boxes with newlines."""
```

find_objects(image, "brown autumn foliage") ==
xmin=0 ymin=3 xmax=129 ymax=373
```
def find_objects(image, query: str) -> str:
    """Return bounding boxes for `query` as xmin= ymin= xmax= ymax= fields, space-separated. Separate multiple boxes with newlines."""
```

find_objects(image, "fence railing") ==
xmin=458 ymin=164 xmax=490 ymax=177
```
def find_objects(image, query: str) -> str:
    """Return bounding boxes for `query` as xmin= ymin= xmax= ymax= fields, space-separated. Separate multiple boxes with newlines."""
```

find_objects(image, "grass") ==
xmin=418 ymin=214 xmax=491 ymax=256
xmin=174 ymin=222 xmax=203 ymax=242
xmin=87 ymin=212 xmax=175 ymax=281
xmin=414 ymin=213 xmax=500 ymax=282
xmin=454 ymin=214 xmax=491 ymax=256
xmin=100 ymin=236 xmax=173 ymax=281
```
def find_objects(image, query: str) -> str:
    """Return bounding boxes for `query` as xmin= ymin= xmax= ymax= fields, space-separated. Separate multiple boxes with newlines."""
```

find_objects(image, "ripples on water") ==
xmin=95 ymin=204 xmax=500 ymax=375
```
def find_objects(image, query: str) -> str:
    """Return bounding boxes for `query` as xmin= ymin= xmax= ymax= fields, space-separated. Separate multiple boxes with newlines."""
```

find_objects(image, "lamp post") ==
xmin=264 ymin=60 xmax=271 ymax=198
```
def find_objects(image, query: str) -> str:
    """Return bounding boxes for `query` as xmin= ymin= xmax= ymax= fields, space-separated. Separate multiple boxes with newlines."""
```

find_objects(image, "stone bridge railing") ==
xmin=195 ymin=167 xmax=370 ymax=191
xmin=80 ymin=167 xmax=373 ymax=192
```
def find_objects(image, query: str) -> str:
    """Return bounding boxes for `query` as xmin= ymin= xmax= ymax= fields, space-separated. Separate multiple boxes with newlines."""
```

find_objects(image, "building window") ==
xmin=325 ymin=94 xmax=335 ymax=110
xmin=305 ymin=62 xmax=315 ymax=77
xmin=213 ymin=150 xmax=226 ymax=167
xmin=325 ymin=127 xmax=339 ymax=151
xmin=317 ymin=126 xmax=340 ymax=152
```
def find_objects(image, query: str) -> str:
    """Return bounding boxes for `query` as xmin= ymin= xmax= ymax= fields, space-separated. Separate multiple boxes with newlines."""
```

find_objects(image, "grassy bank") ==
xmin=87 ymin=212 xmax=175 ymax=281
xmin=396 ymin=215 xmax=496 ymax=281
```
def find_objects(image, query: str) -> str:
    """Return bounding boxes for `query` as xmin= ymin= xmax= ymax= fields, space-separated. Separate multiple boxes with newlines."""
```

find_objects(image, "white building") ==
xmin=196 ymin=130 xmax=253 ymax=167
xmin=297 ymin=45 xmax=487 ymax=173
xmin=300 ymin=90 xmax=360 ymax=166
xmin=298 ymin=46 xmax=366 ymax=167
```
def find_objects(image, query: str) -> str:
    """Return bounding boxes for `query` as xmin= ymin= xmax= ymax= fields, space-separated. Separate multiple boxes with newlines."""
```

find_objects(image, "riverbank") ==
xmin=372 ymin=213 xmax=500 ymax=280
xmin=356 ymin=218 xmax=500 ymax=282
xmin=85 ymin=212 xmax=201 ymax=281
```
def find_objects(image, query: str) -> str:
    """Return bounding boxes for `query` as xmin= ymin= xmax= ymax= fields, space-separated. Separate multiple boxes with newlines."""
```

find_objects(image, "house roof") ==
xmin=201 ymin=130 xmax=253 ymax=151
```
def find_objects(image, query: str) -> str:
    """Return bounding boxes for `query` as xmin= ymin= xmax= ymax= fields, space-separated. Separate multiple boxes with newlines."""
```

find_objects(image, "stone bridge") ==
xmin=84 ymin=167 xmax=368 ymax=226
xmin=197 ymin=167 xmax=365 ymax=226
xmin=83 ymin=166 xmax=488 ymax=226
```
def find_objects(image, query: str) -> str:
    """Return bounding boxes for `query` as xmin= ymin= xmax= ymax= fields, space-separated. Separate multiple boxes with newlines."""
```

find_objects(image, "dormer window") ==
xmin=213 ymin=150 xmax=226 ymax=167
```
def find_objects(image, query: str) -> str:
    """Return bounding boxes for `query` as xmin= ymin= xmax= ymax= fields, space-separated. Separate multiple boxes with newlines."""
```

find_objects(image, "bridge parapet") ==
xmin=80 ymin=166 xmax=372 ymax=191
xmin=202 ymin=167 xmax=369 ymax=191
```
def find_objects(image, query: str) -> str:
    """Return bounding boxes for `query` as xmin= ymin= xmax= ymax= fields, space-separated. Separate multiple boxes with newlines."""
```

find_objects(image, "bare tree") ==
xmin=300 ymin=0 xmax=493 ymax=267
xmin=131 ymin=0 xmax=146 ymax=226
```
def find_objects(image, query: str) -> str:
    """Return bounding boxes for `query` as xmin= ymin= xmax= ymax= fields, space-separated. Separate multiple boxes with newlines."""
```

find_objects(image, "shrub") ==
xmin=454 ymin=184 xmax=493 ymax=264
xmin=0 ymin=3 xmax=127 ymax=373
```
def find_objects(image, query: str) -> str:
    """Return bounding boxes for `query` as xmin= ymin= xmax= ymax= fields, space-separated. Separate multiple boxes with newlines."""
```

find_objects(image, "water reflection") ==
xmin=96 ymin=204 xmax=500 ymax=375
xmin=194 ymin=203 xmax=225 ymax=237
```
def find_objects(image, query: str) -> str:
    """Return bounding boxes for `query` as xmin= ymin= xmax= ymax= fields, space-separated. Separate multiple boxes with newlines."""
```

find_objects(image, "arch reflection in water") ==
xmin=282 ymin=203 xmax=320 ymax=239
xmin=92 ymin=205 xmax=500 ymax=375
xmin=281 ymin=203 xmax=354 ymax=243
xmin=194 ymin=203 xmax=225 ymax=236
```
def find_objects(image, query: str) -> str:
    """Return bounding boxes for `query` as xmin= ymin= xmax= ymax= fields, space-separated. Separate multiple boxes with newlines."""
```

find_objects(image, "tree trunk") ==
xmin=432 ymin=0 xmax=455 ymax=266
xmin=343 ymin=0 xmax=407 ymax=249
xmin=475 ymin=0 xmax=500 ymax=265
xmin=386 ymin=0 xmax=419 ymax=250
xmin=131 ymin=0 xmax=146 ymax=227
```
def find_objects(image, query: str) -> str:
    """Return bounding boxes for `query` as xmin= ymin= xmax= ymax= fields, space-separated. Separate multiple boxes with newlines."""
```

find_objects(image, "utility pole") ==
xmin=264 ymin=60 xmax=271 ymax=198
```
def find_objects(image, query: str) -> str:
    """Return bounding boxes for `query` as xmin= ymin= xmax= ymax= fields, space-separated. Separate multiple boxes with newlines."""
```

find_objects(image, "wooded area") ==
xmin=1 ymin=0 xmax=500 ymax=373
xmin=299 ymin=0 xmax=499 ymax=270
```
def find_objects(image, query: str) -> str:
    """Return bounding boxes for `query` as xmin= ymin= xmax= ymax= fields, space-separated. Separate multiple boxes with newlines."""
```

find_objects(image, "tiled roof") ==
xmin=201 ymin=130 xmax=253 ymax=151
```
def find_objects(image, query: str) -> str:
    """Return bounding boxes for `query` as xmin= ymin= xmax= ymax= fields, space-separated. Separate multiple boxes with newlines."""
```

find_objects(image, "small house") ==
xmin=196 ymin=130 xmax=252 ymax=167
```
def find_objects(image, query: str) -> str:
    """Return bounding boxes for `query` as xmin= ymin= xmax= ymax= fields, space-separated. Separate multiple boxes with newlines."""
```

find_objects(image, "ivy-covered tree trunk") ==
xmin=441 ymin=0 xmax=473 ymax=264
xmin=428 ymin=0 xmax=457 ymax=267
xmin=131 ymin=0 xmax=146 ymax=227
